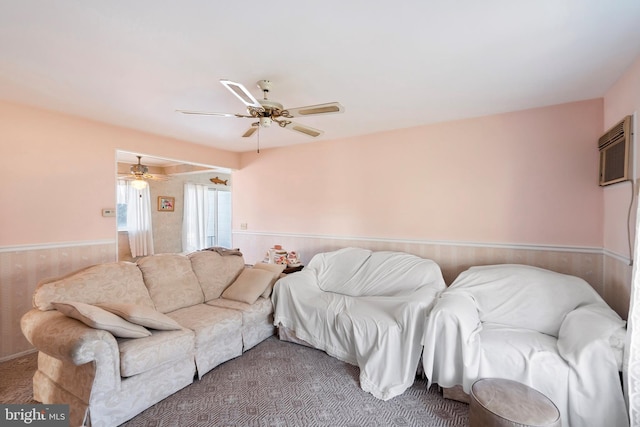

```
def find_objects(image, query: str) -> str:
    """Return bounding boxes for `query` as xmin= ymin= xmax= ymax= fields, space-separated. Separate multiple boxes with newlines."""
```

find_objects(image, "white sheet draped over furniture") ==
xmin=272 ymin=247 xmax=446 ymax=400
xmin=421 ymin=264 xmax=628 ymax=427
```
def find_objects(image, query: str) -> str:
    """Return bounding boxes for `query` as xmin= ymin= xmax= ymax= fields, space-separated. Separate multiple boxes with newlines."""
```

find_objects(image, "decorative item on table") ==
xmin=266 ymin=245 xmax=288 ymax=264
xmin=273 ymin=251 xmax=288 ymax=265
xmin=287 ymin=251 xmax=301 ymax=267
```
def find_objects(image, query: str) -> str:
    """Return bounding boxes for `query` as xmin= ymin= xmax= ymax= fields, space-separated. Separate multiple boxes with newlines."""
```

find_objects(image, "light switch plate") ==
xmin=102 ymin=208 xmax=116 ymax=217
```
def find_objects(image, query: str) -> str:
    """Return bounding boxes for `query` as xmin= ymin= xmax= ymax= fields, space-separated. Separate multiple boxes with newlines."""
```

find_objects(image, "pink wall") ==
xmin=603 ymin=55 xmax=640 ymax=257
xmin=234 ymin=100 xmax=604 ymax=247
xmin=0 ymin=100 xmax=239 ymax=246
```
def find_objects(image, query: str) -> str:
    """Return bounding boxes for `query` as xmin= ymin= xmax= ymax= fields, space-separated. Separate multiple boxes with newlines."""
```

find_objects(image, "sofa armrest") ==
xmin=21 ymin=309 xmax=121 ymax=390
xmin=421 ymin=292 xmax=482 ymax=390
xmin=271 ymin=270 xmax=317 ymax=306
xmin=556 ymin=304 xmax=628 ymax=426
xmin=557 ymin=304 xmax=625 ymax=364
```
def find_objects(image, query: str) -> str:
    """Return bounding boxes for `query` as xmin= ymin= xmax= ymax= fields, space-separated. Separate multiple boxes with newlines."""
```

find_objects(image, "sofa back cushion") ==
xmin=221 ymin=268 xmax=274 ymax=304
xmin=137 ymin=254 xmax=204 ymax=313
xmin=253 ymin=262 xmax=286 ymax=298
xmin=33 ymin=262 xmax=154 ymax=311
xmin=310 ymin=247 xmax=446 ymax=296
xmin=188 ymin=251 xmax=245 ymax=301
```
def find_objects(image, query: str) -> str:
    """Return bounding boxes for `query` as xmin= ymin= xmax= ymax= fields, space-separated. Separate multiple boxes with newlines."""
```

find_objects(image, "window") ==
xmin=206 ymin=188 xmax=232 ymax=248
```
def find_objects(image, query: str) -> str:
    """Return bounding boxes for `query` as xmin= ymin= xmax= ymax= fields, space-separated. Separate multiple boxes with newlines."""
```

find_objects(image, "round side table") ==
xmin=469 ymin=378 xmax=561 ymax=427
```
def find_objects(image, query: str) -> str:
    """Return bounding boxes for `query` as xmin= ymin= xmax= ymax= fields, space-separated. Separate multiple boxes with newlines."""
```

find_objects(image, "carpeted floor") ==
xmin=1 ymin=337 xmax=469 ymax=426
xmin=0 ymin=350 xmax=38 ymax=405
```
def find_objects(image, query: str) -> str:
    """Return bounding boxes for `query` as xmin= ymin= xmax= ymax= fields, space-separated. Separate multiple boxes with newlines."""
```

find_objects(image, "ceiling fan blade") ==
xmin=242 ymin=127 xmax=258 ymax=138
xmin=284 ymin=102 xmax=344 ymax=117
xmin=176 ymin=109 xmax=252 ymax=118
xmin=283 ymin=121 xmax=324 ymax=138
xmin=220 ymin=79 xmax=263 ymax=110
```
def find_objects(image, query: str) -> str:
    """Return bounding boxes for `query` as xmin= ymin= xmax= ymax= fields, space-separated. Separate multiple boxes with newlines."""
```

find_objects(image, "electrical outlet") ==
xmin=102 ymin=208 xmax=116 ymax=217
xmin=240 ymin=223 xmax=248 ymax=230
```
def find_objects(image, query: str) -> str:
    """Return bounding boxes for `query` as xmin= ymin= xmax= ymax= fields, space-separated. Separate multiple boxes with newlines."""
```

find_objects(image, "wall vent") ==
xmin=599 ymin=115 xmax=632 ymax=186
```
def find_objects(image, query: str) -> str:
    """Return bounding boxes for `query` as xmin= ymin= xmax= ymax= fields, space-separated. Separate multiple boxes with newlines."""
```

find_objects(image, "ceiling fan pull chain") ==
xmin=257 ymin=126 xmax=260 ymax=154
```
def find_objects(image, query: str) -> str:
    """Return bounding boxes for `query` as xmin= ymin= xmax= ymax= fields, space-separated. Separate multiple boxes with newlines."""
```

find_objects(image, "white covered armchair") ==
xmin=421 ymin=264 xmax=628 ymax=427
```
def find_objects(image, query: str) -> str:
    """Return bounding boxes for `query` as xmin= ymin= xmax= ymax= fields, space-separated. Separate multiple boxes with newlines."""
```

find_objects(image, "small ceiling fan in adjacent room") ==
xmin=120 ymin=156 xmax=168 ymax=189
xmin=177 ymin=79 xmax=344 ymax=139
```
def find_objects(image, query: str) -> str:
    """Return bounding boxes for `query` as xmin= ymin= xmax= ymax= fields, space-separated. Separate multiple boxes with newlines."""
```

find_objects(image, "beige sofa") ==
xmin=21 ymin=251 xmax=279 ymax=427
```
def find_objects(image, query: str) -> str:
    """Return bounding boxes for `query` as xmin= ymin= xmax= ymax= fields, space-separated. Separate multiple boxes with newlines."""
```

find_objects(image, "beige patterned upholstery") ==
xmin=137 ymin=254 xmax=204 ymax=313
xmin=188 ymin=251 xmax=245 ymax=300
xmin=33 ymin=261 xmax=154 ymax=311
xmin=117 ymin=329 xmax=195 ymax=377
xmin=207 ymin=297 xmax=275 ymax=350
xmin=167 ymin=304 xmax=243 ymax=378
xmin=21 ymin=251 xmax=275 ymax=427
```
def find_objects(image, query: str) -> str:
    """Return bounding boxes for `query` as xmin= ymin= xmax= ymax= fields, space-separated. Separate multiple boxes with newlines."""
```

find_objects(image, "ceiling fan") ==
xmin=177 ymin=79 xmax=344 ymax=138
xmin=121 ymin=156 xmax=168 ymax=189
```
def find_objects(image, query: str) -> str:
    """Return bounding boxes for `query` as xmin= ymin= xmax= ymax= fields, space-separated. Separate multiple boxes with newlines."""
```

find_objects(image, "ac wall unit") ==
xmin=599 ymin=115 xmax=633 ymax=186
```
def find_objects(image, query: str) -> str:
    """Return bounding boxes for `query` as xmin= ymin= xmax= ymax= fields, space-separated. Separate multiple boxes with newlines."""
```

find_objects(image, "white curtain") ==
xmin=626 ymin=187 xmax=640 ymax=423
xmin=126 ymin=182 xmax=154 ymax=257
xmin=182 ymin=182 xmax=209 ymax=253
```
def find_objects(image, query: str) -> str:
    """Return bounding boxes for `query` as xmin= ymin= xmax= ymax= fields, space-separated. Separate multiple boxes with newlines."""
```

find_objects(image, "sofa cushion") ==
xmin=221 ymin=268 xmax=274 ymax=304
xmin=34 ymin=262 xmax=154 ymax=311
xmin=166 ymin=304 xmax=242 ymax=348
xmin=207 ymin=297 xmax=273 ymax=325
xmin=96 ymin=303 xmax=182 ymax=330
xmin=207 ymin=297 xmax=275 ymax=350
xmin=52 ymin=301 xmax=151 ymax=338
xmin=137 ymin=254 xmax=204 ymax=313
xmin=188 ymin=251 xmax=245 ymax=301
xmin=117 ymin=328 xmax=195 ymax=377
xmin=253 ymin=263 xmax=286 ymax=298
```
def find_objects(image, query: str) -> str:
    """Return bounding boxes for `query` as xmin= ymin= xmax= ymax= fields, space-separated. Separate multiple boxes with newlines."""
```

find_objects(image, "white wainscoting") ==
xmin=233 ymin=231 xmax=630 ymax=319
xmin=0 ymin=240 xmax=116 ymax=361
xmin=2 ymin=234 xmax=630 ymax=361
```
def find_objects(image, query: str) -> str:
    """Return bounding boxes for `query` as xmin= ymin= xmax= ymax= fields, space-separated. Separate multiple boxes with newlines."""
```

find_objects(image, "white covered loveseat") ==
xmin=421 ymin=264 xmax=628 ymax=427
xmin=272 ymin=247 xmax=446 ymax=400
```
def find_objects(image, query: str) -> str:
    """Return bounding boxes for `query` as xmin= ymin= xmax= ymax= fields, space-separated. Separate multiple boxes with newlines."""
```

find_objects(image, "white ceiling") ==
xmin=2 ymin=1 xmax=640 ymax=153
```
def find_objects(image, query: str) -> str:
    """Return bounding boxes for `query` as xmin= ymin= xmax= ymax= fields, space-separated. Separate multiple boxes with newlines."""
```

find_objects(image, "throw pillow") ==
xmin=253 ymin=262 xmax=286 ymax=298
xmin=221 ymin=268 xmax=274 ymax=304
xmin=52 ymin=301 xmax=151 ymax=338
xmin=96 ymin=302 xmax=182 ymax=330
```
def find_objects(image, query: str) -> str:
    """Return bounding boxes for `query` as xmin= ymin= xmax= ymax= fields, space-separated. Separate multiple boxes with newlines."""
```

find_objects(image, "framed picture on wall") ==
xmin=158 ymin=196 xmax=175 ymax=212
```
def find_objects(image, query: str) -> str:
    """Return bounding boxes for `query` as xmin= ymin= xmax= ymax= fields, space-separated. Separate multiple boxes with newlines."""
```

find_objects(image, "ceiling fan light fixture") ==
xmin=131 ymin=179 xmax=148 ymax=190
xmin=130 ymin=165 xmax=147 ymax=175
xmin=259 ymin=117 xmax=272 ymax=128
xmin=130 ymin=156 xmax=148 ymax=176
